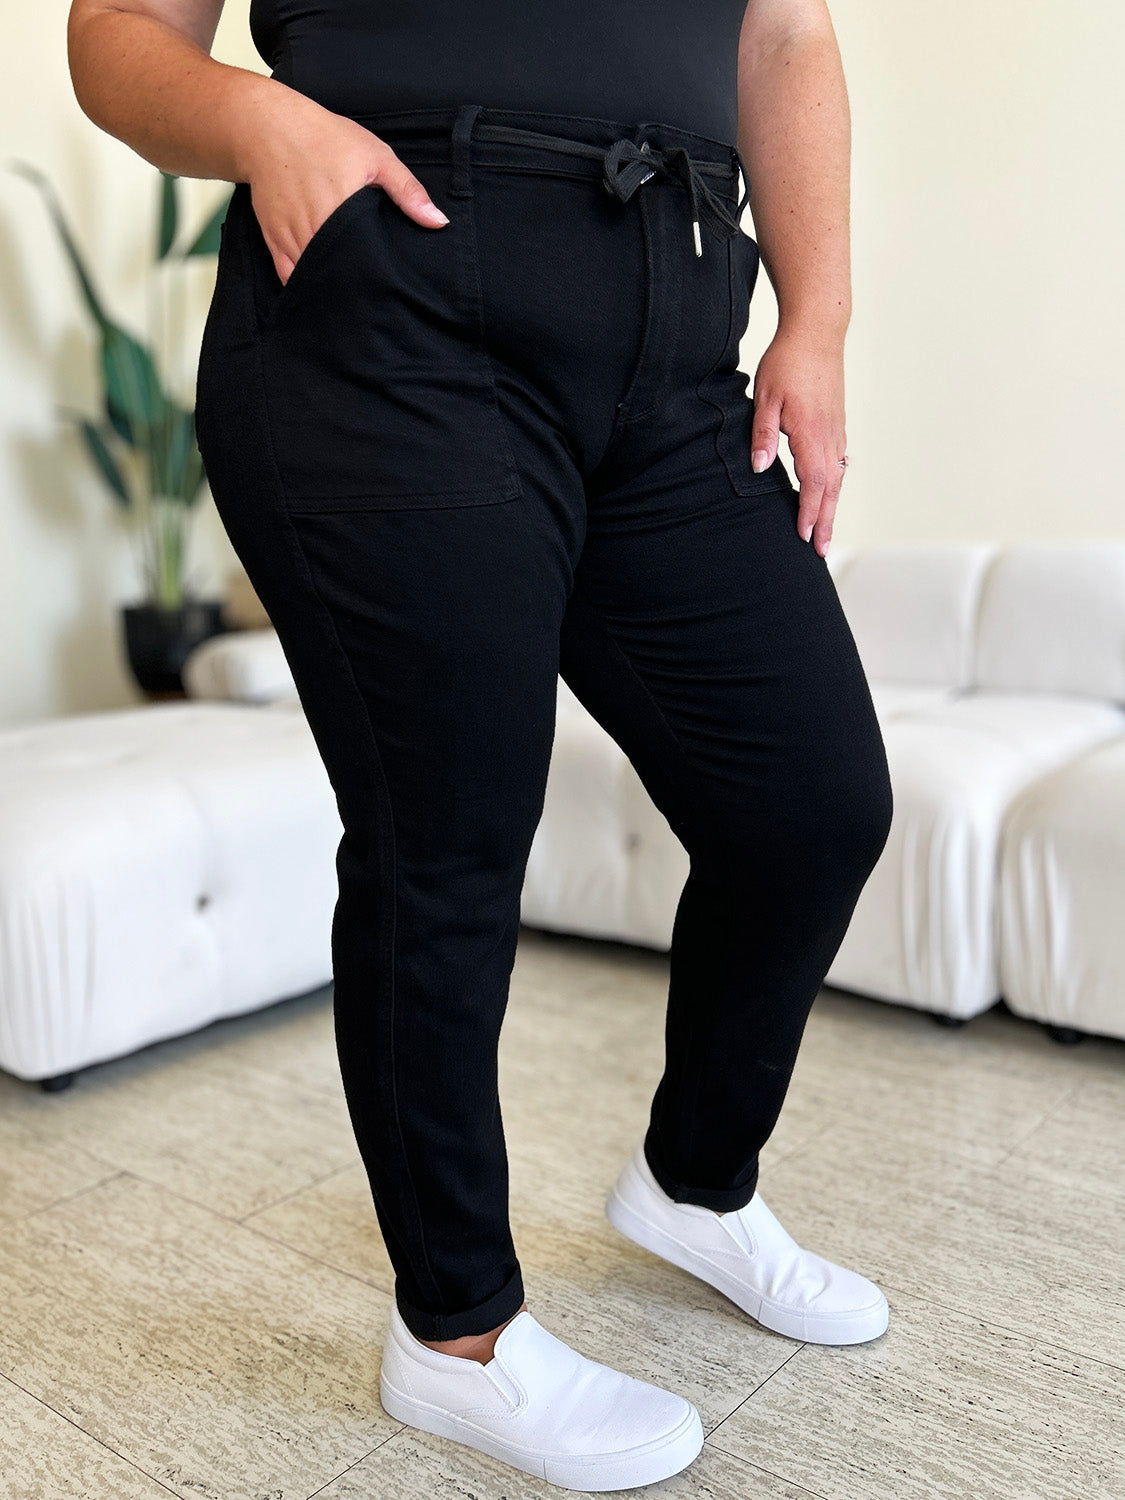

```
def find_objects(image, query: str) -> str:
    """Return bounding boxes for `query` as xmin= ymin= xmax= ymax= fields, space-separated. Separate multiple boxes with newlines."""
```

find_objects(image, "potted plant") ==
xmin=10 ymin=160 xmax=234 ymax=695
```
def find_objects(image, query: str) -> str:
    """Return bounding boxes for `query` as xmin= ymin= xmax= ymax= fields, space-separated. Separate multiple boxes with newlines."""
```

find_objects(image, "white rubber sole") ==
xmin=606 ymin=1180 xmax=889 ymax=1346
xmin=379 ymin=1372 xmax=704 ymax=1492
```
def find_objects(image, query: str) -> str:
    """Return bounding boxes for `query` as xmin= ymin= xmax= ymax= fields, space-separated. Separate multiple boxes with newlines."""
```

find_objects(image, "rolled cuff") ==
xmin=643 ymin=1130 xmax=759 ymax=1214
xmin=394 ymin=1262 xmax=526 ymax=1342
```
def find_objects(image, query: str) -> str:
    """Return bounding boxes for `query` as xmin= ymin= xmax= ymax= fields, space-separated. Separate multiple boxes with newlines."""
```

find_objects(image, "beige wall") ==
xmin=749 ymin=1 xmax=1125 ymax=546
xmin=2 ymin=3 xmax=1122 ymax=724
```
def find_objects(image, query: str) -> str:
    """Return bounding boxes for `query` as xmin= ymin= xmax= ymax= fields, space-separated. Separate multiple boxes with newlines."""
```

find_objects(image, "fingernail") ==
xmin=751 ymin=449 xmax=770 ymax=472
xmin=801 ymin=524 xmax=813 ymax=542
xmin=419 ymin=201 xmax=449 ymax=226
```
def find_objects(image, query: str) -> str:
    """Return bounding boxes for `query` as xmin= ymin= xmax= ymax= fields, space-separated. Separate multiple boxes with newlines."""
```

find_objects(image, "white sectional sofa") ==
xmin=522 ymin=541 xmax=1125 ymax=1038
xmin=182 ymin=539 xmax=1125 ymax=1044
xmin=1 ymin=539 xmax=1122 ymax=1089
xmin=823 ymin=542 xmax=1125 ymax=1025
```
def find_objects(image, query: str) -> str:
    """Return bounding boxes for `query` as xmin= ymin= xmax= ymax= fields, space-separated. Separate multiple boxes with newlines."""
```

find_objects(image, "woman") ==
xmin=68 ymin=1 xmax=894 ymax=1490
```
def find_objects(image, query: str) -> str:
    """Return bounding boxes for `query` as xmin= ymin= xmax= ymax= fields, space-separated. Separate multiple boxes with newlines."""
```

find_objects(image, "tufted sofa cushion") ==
xmin=0 ymin=701 xmax=340 ymax=1080
xmin=999 ymin=734 xmax=1125 ymax=1039
xmin=825 ymin=692 xmax=1125 ymax=1014
xmin=973 ymin=540 xmax=1125 ymax=701
xmin=831 ymin=542 xmax=996 ymax=690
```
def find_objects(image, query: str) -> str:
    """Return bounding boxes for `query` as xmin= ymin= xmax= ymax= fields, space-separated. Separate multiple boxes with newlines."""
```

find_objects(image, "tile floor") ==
xmin=0 ymin=927 xmax=1122 ymax=1500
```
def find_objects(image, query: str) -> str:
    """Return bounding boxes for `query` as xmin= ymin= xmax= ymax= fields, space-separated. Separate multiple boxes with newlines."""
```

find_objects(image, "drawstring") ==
xmin=601 ymin=138 xmax=747 ymax=258
xmin=471 ymin=121 xmax=748 ymax=259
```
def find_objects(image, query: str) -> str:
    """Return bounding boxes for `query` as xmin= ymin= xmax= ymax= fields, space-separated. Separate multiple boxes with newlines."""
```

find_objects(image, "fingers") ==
xmin=811 ymin=482 xmax=841 ymax=558
xmin=754 ymin=385 xmax=843 ymax=557
xmin=751 ymin=335 xmax=848 ymax=556
xmin=791 ymin=436 xmax=846 ymax=557
xmin=372 ymin=145 xmax=449 ymax=228
xmin=259 ymin=141 xmax=449 ymax=286
xmin=793 ymin=451 xmax=827 ymax=547
xmin=814 ymin=443 xmax=847 ymax=557
xmin=750 ymin=390 xmax=782 ymax=474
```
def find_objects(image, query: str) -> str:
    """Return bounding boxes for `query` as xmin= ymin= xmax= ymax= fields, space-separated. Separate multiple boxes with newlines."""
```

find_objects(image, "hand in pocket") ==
xmin=245 ymin=91 xmax=449 ymax=286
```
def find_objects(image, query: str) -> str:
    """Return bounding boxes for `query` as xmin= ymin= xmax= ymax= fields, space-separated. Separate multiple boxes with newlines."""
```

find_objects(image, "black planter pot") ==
xmin=122 ymin=598 xmax=228 ymax=696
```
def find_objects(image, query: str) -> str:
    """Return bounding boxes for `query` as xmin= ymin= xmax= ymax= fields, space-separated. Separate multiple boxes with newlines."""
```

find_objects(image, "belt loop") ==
xmin=449 ymin=103 xmax=484 ymax=198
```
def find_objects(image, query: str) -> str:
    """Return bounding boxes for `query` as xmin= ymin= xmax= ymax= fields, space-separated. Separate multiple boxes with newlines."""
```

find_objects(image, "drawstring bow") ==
xmin=601 ymin=138 xmax=749 ymax=257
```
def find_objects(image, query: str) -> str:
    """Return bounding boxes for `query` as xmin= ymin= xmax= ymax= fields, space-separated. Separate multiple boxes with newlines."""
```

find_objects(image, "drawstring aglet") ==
xmin=692 ymin=218 xmax=703 ymax=258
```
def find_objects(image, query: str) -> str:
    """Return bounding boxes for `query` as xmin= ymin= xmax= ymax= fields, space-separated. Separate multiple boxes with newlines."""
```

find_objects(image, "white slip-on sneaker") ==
xmin=606 ymin=1142 xmax=889 ymax=1346
xmin=379 ymin=1300 xmax=703 ymax=1492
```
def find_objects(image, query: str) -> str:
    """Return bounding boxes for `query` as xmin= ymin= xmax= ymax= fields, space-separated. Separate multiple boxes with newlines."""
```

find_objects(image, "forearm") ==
xmin=735 ymin=6 xmax=851 ymax=349
xmin=67 ymin=2 xmax=298 ymax=183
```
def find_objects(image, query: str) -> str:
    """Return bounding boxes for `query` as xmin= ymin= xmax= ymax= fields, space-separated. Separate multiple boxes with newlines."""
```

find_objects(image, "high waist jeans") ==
xmin=195 ymin=102 xmax=894 ymax=1341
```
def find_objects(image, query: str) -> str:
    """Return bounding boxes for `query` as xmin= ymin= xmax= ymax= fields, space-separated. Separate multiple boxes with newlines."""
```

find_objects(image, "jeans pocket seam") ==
xmin=694 ymin=230 xmax=771 ymax=499
xmin=255 ymin=183 xmax=524 ymax=512
xmin=257 ymin=184 xmax=374 ymax=335
xmin=694 ymin=235 xmax=746 ymax=495
xmin=284 ymin=475 xmax=523 ymax=514
xmin=453 ymin=186 xmax=525 ymax=503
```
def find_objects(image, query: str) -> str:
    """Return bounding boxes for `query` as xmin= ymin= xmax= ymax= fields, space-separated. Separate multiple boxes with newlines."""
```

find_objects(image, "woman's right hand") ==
xmin=241 ymin=89 xmax=450 ymax=288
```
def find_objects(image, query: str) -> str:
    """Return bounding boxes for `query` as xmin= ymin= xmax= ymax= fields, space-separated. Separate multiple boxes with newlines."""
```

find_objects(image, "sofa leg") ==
xmin=1045 ymin=1024 xmax=1085 ymax=1047
xmin=39 ymin=1072 xmax=77 ymax=1093
xmin=931 ymin=1013 xmax=967 ymax=1028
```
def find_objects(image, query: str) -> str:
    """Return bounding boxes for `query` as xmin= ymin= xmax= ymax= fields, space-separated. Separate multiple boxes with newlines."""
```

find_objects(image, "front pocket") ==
xmin=258 ymin=183 xmax=374 ymax=330
xmin=697 ymin=229 xmax=792 ymax=498
xmin=244 ymin=177 xmax=522 ymax=511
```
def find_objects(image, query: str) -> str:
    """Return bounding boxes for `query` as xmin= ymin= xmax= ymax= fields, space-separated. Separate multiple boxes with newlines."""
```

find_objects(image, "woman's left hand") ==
xmin=749 ymin=330 xmax=848 ymax=558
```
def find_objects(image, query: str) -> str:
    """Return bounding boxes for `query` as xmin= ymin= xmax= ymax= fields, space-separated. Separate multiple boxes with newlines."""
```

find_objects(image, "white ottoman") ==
xmin=999 ymin=734 xmax=1125 ymax=1044
xmin=0 ymin=701 xmax=341 ymax=1087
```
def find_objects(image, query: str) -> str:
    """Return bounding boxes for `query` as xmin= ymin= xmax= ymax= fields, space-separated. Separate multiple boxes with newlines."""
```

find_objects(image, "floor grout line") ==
xmin=16 ymin=1162 xmax=399 ymax=1308
xmin=871 ymin=1279 xmax=1125 ymax=1377
xmin=16 ymin=1167 xmax=130 ymax=1223
xmin=302 ymin=1425 xmax=407 ymax=1500
xmin=238 ymin=1158 xmax=362 ymax=1225
xmin=0 ymin=1368 xmax=183 ymax=1498
xmin=97 ymin=1167 xmax=402 ymax=1298
xmin=233 ymin=1214 xmax=397 ymax=1298
xmin=705 ymin=1440 xmax=833 ymax=1500
xmin=705 ymin=1343 xmax=806 ymax=1438
xmin=988 ymin=1079 xmax=1083 ymax=1170
xmin=101 ymin=1158 xmax=362 ymax=1231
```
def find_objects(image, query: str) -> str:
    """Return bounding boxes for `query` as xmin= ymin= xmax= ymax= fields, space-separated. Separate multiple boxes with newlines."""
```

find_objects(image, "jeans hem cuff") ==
xmin=394 ymin=1264 xmax=526 ymax=1342
xmin=644 ymin=1134 xmax=759 ymax=1213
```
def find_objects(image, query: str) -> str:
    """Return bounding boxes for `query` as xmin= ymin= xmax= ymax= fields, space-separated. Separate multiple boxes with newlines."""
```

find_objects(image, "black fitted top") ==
xmin=249 ymin=1 xmax=748 ymax=147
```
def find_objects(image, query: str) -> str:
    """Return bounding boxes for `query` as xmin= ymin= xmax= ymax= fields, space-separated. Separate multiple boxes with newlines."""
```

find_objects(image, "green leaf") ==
xmin=12 ymin=159 xmax=211 ymax=513
xmin=9 ymin=159 xmax=111 ymax=331
xmin=10 ymin=158 xmax=169 ymax=444
xmin=102 ymin=322 xmax=167 ymax=446
xmin=157 ymin=401 xmax=184 ymax=498
xmin=144 ymin=401 xmax=206 ymax=505
xmin=181 ymin=190 xmax=233 ymax=257
xmin=76 ymin=417 xmax=131 ymax=508
xmin=157 ymin=172 xmax=178 ymax=260
xmin=168 ymin=404 xmax=194 ymax=498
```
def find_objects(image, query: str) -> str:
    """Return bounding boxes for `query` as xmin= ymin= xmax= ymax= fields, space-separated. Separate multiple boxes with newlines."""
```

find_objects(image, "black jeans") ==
xmin=195 ymin=102 xmax=893 ymax=1342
